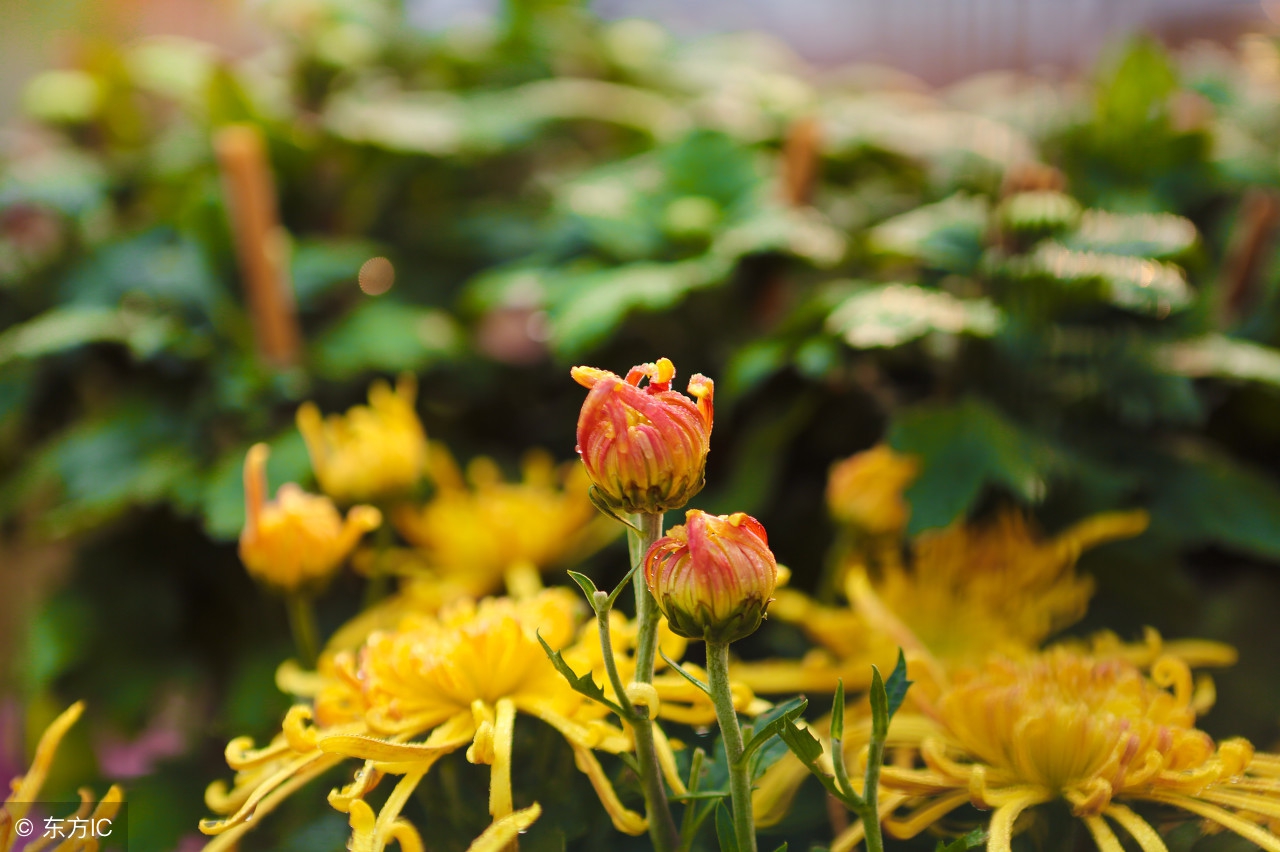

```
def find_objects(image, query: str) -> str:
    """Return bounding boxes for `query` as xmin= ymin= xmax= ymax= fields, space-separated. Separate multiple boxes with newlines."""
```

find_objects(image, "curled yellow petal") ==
xmin=570 ymin=744 xmax=647 ymax=836
xmin=489 ymin=699 xmax=516 ymax=819
xmin=465 ymin=804 xmax=543 ymax=852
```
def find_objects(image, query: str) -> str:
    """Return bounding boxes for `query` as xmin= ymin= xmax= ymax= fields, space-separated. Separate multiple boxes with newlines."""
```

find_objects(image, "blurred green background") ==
xmin=5 ymin=0 xmax=1280 ymax=849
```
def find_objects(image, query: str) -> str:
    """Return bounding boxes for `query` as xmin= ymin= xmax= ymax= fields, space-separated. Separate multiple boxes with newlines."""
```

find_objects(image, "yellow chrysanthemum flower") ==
xmin=200 ymin=589 xmax=766 ymax=852
xmin=735 ymin=508 xmax=1151 ymax=696
xmin=297 ymin=375 xmax=429 ymax=505
xmin=871 ymin=649 xmax=1280 ymax=852
xmin=390 ymin=444 xmax=619 ymax=596
xmin=2 ymin=702 xmax=123 ymax=852
xmin=826 ymin=445 xmax=920 ymax=537
xmin=240 ymin=443 xmax=383 ymax=592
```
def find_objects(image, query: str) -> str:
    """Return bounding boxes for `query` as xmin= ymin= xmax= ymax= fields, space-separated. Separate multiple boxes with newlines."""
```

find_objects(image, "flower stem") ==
xmin=706 ymin=640 xmax=756 ymax=852
xmin=285 ymin=593 xmax=319 ymax=669
xmin=627 ymin=511 xmax=678 ymax=852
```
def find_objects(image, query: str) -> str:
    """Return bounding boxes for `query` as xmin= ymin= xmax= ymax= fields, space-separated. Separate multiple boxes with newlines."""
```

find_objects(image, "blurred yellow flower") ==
xmin=297 ymin=374 xmax=429 ymax=505
xmin=826 ymin=445 xmax=920 ymax=536
xmin=391 ymin=444 xmax=618 ymax=596
xmin=199 ymin=590 xmax=765 ymax=852
xmin=2 ymin=702 xmax=123 ymax=852
xmin=239 ymin=443 xmax=382 ymax=593
xmin=735 ymin=508 xmax=1150 ymax=696
xmin=874 ymin=649 xmax=1280 ymax=852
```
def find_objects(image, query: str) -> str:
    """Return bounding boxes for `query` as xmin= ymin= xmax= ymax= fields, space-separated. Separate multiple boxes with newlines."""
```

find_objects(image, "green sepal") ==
xmin=588 ymin=485 xmax=641 ymax=531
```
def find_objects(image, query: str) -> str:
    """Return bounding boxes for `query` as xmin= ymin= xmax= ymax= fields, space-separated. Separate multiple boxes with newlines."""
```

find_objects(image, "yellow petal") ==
xmin=8 ymin=702 xmax=84 ymax=809
xmin=987 ymin=790 xmax=1049 ymax=852
xmin=1082 ymin=815 xmax=1126 ymax=852
xmin=1144 ymin=793 xmax=1280 ymax=851
xmin=464 ymin=804 xmax=542 ymax=852
xmin=1103 ymin=805 xmax=1169 ymax=852
xmin=489 ymin=699 xmax=516 ymax=819
xmin=570 ymin=744 xmax=647 ymax=836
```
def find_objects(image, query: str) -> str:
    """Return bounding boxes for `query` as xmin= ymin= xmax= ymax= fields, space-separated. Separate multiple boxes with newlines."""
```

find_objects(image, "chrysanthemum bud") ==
xmin=644 ymin=510 xmax=777 ymax=644
xmin=239 ymin=443 xmax=382 ymax=592
xmin=296 ymin=374 xmax=428 ymax=505
xmin=571 ymin=358 xmax=713 ymax=515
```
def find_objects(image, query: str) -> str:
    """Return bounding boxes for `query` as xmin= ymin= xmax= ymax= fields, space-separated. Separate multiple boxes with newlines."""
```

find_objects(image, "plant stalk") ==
xmin=706 ymin=640 xmax=756 ymax=852
xmin=285 ymin=593 xmax=319 ymax=669
xmin=627 ymin=511 xmax=678 ymax=852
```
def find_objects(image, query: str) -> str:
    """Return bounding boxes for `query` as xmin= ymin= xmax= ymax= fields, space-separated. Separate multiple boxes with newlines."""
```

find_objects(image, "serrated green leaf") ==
xmin=1148 ymin=449 xmax=1280 ymax=559
xmin=867 ymin=192 xmax=989 ymax=272
xmin=1005 ymin=242 xmax=1191 ymax=316
xmin=536 ymin=632 xmax=627 ymax=718
xmin=1062 ymin=210 xmax=1197 ymax=258
xmin=826 ymin=283 xmax=1002 ymax=350
xmin=0 ymin=306 xmax=181 ymax=367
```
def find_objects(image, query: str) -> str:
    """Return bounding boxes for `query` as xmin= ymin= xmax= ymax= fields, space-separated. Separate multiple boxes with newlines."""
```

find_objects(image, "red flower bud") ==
xmin=571 ymin=358 xmax=713 ymax=515
xmin=644 ymin=510 xmax=777 ymax=643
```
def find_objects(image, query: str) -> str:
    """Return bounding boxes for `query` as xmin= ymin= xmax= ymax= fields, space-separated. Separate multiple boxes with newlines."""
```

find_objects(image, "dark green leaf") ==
xmin=935 ymin=829 xmax=988 ymax=852
xmin=714 ymin=802 xmax=739 ymax=852
xmin=884 ymin=649 xmax=913 ymax=721
xmin=311 ymin=299 xmax=460 ymax=380
xmin=536 ymin=632 xmax=627 ymax=718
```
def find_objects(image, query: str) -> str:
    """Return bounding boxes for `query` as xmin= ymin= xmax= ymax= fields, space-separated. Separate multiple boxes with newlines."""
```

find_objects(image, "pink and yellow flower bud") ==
xmin=571 ymin=358 xmax=713 ymax=515
xmin=239 ymin=443 xmax=382 ymax=592
xmin=296 ymin=375 xmax=428 ymax=505
xmin=644 ymin=510 xmax=777 ymax=643
xmin=826 ymin=444 xmax=920 ymax=536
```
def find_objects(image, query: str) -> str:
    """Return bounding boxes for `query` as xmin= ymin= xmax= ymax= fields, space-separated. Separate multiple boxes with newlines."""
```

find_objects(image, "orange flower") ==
xmin=645 ymin=510 xmax=777 ymax=643
xmin=826 ymin=444 xmax=920 ymax=536
xmin=571 ymin=358 xmax=713 ymax=515
xmin=239 ymin=444 xmax=382 ymax=592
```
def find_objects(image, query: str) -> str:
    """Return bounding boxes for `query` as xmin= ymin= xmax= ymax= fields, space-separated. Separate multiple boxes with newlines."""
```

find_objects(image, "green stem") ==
xmin=626 ymin=511 xmax=678 ymax=852
xmin=860 ymin=736 xmax=886 ymax=852
xmin=285 ymin=593 xmax=319 ymax=669
xmin=706 ymin=641 xmax=756 ymax=852
xmin=595 ymin=600 xmax=635 ymax=719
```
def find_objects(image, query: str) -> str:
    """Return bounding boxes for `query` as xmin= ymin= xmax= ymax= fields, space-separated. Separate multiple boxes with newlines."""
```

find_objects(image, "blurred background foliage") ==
xmin=4 ymin=0 xmax=1280 ymax=848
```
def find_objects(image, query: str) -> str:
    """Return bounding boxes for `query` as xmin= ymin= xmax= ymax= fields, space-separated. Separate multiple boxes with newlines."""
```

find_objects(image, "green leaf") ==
xmin=870 ymin=666 xmax=888 ymax=743
xmin=889 ymin=398 xmax=1054 ymax=534
xmin=826 ymin=282 xmax=1002 ymax=350
xmin=867 ymin=192 xmax=989 ymax=272
xmin=1002 ymin=242 xmax=1191 ymax=316
xmin=0 ymin=306 xmax=182 ymax=367
xmin=779 ymin=720 xmax=851 ymax=805
xmin=829 ymin=680 xmax=846 ymax=743
xmin=743 ymin=697 xmax=808 ymax=763
xmin=291 ymin=239 xmax=384 ymax=306
xmin=565 ymin=570 xmax=599 ymax=603
xmin=310 ymin=299 xmax=460 ymax=380
xmin=935 ymin=829 xmax=988 ymax=852
xmin=1148 ymin=449 xmax=1280 ymax=560
xmin=771 ymin=844 xmax=789 ymax=852
xmin=884 ymin=649 xmax=913 ymax=721
xmin=658 ymin=648 xmax=711 ymax=697
xmin=714 ymin=802 xmax=740 ymax=852
xmin=1062 ymin=210 xmax=1197 ymax=258
xmin=1157 ymin=334 xmax=1280 ymax=387
xmin=536 ymin=632 xmax=627 ymax=718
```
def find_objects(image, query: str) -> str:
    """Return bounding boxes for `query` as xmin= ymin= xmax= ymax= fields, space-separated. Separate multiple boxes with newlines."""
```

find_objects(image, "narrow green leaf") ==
xmin=884 ymin=649 xmax=913 ymax=720
xmin=536 ymin=631 xmax=627 ymax=717
xmin=714 ymin=802 xmax=740 ymax=852
xmin=830 ymin=680 xmax=846 ymax=742
xmin=659 ymin=648 xmax=711 ymax=696
xmin=870 ymin=665 xmax=888 ymax=743
xmin=779 ymin=720 xmax=858 ymax=807
xmin=770 ymin=844 xmax=788 ymax=852
xmin=566 ymin=570 xmax=599 ymax=603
